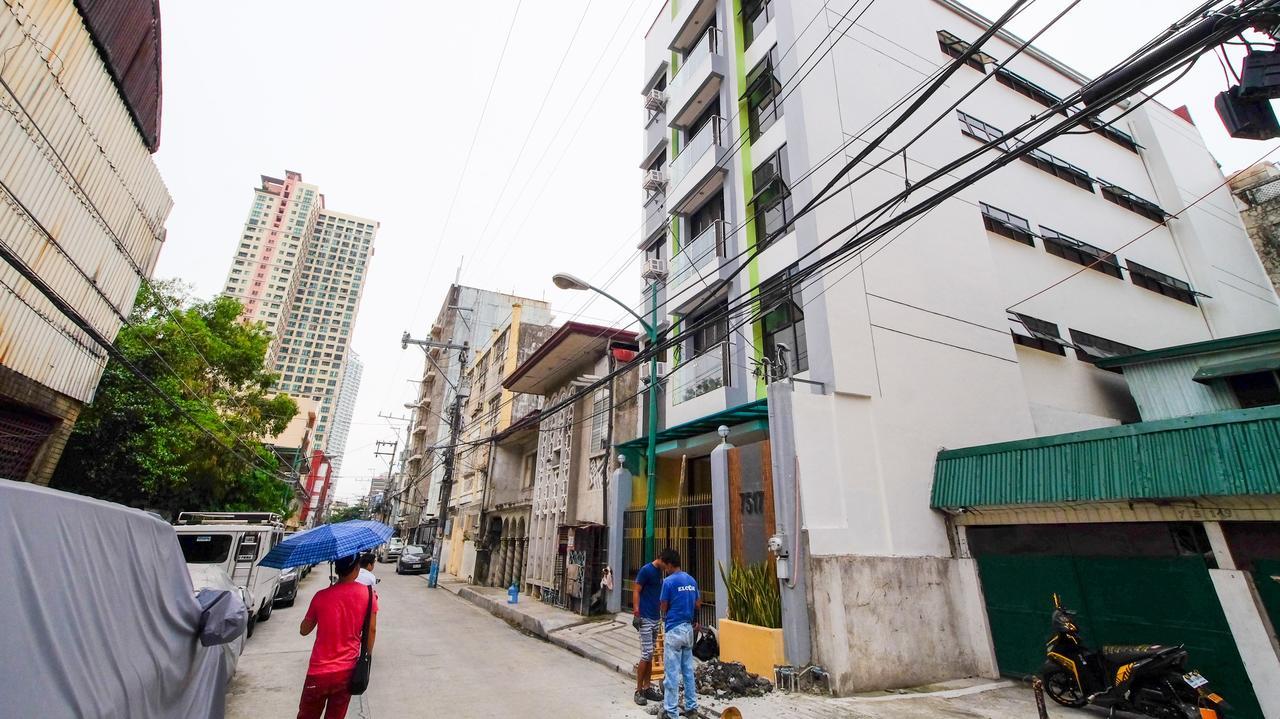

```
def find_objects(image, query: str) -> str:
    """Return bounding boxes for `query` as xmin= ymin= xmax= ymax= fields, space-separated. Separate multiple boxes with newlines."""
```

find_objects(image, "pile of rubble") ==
xmin=694 ymin=660 xmax=774 ymax=699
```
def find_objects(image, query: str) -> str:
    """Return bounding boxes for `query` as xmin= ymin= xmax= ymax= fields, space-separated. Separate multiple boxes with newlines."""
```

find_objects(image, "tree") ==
xmin=327 ymin=502 xmax=366 ymax=524
xmin=51 ymin=281 xmax=299 ymax=519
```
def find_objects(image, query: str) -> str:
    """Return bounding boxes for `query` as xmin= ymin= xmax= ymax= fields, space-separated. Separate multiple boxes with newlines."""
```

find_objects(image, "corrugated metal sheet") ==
xmin=71 ymin=0 xmax=161 ymax=152
xmin=1125 ymin=357 xmax=1240 ymax=420
xmin=0 ymin=0 xmax=170 ymax=403
xmin=931 ymin=406 xmax=1280 ymax=509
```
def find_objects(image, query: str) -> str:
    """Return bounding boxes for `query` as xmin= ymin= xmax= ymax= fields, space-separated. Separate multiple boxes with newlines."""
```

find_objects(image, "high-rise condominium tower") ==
xmin=222 ymin=171 xmax=376 ymax=458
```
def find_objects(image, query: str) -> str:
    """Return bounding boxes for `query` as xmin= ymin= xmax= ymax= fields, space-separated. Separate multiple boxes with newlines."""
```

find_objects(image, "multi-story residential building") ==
xmin=504 ymin=322 xmax=641 ymax=613
xmin=266 ymin=396 xmax=319 ymax=527
xmin=0 ymin=0 xmax=170 ymax=483
xmin=298 ymin=449 xmax=333 ymax=528
xmin=439 ymin=301 xmax=554 ymax=582
xmin=624 ymin=0 xmax=1280 ymax=699
xmin=327 ymin=351 xmax=363 ymax=477
xmin=401 ymin=286 xmax=551 ymax=545
xmin=1230 ymin=161 xmax=1280 ymax=292
xmin=221 ymin=172 xmax=377 ymax=461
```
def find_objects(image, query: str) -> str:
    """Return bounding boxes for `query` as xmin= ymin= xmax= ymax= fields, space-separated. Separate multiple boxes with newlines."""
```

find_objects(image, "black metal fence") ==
xmin=622 ymin=503 xmax=717 ymax=628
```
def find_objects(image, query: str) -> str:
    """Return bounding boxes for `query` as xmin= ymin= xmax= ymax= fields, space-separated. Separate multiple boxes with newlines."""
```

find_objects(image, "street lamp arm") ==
xmin=581 ymin=282 xmax=655 ymax=337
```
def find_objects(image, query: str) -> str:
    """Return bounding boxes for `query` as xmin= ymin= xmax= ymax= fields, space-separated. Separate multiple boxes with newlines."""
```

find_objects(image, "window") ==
xmin=1100 ymin=181 xmax=1167 ymax=222
xmin=746 ymin=47 xmax=783 ymax=140
xmin=957 ymin=111 xmax=1010 ymax=149
xmin=1010 ymin=313 xmax=1068 ymax=356
xmin=589 ymin=388 xmax=610 ymax=452
xmin=979 ymin=203 xmax=1034 ymax=245
xmin=688 ymin=190 xmax=724 ymax=239
xmin=177 ymin=534 xmax=233 ymax=564
xmin=1068 ymin=329 xmax=1141 ymax=367
xmin=759 ymin=267 xmax=808 ymax=373
xmin=1039 ymin=227 xmax=1122 ymax=278
xmin=1228 ymin=372 xmax=1280 ymax=408
xmin=751 ymin=147 xmax=793 ymax=249
xmin=1126 ymin=260 xmax=1197 ymax=305
xmin=937 ymin=30 xmax=994 ymax=72
xmin=1020 ymin=147 xmax=1094 ymax=191
xmin=993 ymin=67 xmax=1063 ymax=110
xmin=743 ymin=0 xmax=773 ymax=48
xmin=689 ymin=300 xmax=729 ymax=355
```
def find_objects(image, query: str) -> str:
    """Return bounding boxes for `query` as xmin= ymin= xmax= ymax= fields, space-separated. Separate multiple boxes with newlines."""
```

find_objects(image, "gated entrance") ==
xmin=970 ymin=522 xmax=1262 ymax=719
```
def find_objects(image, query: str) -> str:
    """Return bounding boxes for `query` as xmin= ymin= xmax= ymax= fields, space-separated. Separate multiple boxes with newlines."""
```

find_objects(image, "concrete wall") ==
xmin=808 ymin=554 xmax=997 ymax=692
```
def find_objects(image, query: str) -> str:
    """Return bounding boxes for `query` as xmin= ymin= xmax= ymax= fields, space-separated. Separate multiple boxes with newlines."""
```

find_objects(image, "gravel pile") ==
xmin=694 ymin=660 xmax=774 ymax=698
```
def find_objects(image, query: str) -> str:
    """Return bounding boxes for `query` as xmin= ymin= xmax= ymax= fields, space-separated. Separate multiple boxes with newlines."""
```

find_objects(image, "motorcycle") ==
xmin=1041 ymin=594 xmax=1231 ymax=718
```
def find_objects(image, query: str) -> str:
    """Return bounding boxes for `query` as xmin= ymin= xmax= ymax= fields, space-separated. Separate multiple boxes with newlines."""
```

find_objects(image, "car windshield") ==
xmin=389 ymin=539 xmax=404 ymax=547
xmin=178 ymin=534 xmax=233 ymax=564
xmin=403 ymin=546 xmax=425 ymax=556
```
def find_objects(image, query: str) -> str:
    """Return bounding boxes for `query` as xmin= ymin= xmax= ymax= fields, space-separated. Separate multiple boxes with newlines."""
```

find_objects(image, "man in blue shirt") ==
xmin=631 ymin=553 xmax=669 ymax=705
xmin=658 ymin=548 xmax=700 ymax=718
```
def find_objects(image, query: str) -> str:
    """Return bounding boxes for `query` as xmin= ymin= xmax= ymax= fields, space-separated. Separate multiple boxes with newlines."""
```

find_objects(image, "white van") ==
xmin=175 ymin=512 xmax=284 ymax=626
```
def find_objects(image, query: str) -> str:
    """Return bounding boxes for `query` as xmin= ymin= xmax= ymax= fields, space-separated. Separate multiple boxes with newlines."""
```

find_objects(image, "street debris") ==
xmin=695 ymin=660 xmax=775 ymax=698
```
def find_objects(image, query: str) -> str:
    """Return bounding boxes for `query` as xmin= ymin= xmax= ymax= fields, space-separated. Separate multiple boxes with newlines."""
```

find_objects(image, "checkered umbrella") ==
xmin=258 ymin=520 xmax=393 ymax=569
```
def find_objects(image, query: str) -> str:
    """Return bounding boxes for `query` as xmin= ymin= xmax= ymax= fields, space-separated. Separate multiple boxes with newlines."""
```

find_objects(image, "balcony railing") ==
xmin=669 ymin=218 xmax=725 ymax=286
xmin=668 ymin=27 xmax=722 ymax=104
xmin=671 ymin=342 xmax=729 ymax=404
xmin=670 ymin=116 xmax=725 ymax=188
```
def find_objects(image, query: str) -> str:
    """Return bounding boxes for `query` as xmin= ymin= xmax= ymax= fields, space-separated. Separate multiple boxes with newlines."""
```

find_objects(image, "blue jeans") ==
xmin=662 ymin=622 xmax=697 ymax=717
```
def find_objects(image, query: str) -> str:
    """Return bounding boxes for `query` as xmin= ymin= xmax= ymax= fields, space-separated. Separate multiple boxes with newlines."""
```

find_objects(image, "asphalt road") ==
xmin=225 ymin=564 xmax=642 ymax=718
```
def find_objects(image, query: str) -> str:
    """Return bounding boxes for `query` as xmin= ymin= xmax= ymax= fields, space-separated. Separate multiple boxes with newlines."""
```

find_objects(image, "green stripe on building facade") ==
xmin=730 ymin=0 xmax=766 ymax=399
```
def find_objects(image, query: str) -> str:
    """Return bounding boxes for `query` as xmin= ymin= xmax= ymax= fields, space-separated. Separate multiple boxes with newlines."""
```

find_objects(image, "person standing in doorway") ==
xmin=297 ymin=554 xmax=378 ymax=719
xmin=659 ymin=548 xmax=700 ymax=719
xmin=631 ymin=553 xmax=668 ymax=705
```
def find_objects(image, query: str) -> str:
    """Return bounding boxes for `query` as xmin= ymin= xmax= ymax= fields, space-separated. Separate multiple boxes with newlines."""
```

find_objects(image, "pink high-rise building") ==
xmin=222 ymin=171 xmax=376 ymax=462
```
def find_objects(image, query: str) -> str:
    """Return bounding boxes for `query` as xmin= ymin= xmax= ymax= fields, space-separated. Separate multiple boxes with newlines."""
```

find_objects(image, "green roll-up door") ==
xmin=975 ymin=554 xmax=1262 ymax=719
xmin=1254 ymin=559 xmax=1280 ymax=641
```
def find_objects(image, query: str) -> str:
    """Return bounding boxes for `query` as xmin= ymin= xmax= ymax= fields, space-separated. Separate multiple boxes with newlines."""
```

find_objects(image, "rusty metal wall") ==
xmin=72 ymin=0 xmax=161 ymax=152
xmin=0 ymin=0 xmax=171 ymax=403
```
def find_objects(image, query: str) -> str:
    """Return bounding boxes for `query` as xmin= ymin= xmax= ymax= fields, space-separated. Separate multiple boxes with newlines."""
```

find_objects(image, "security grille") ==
xmin=0 ymin=406 xmax=57 ymax=480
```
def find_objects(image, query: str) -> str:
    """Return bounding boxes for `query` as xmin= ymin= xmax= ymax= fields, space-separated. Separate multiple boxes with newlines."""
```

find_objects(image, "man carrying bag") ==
xmin=297 ymin=554 xmax=378 ymax=718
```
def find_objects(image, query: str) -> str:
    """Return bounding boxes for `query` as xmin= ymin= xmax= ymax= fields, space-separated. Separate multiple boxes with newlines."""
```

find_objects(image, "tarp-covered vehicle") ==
xmin=0 ymin=479 xmax=246 ymax=718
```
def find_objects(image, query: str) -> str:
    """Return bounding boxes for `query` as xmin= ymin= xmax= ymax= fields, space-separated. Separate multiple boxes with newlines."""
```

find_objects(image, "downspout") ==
xmin=603 ymin=347 xmax=616 ymax=530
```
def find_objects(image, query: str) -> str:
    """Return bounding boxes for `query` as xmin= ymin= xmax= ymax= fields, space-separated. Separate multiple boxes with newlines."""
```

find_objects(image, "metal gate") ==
xmin=973 ymin=527 xmax=1262 ymax=719
xmin=622 ymin=503 xmax=717 ymax=627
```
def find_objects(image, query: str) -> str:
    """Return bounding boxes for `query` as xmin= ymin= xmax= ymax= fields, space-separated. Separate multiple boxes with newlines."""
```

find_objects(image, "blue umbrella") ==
xmin=259 ymin=520 xmax=393 ymax=569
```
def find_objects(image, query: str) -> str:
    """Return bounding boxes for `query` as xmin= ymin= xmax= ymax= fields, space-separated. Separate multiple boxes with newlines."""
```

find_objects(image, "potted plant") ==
xmin=717 ymin=560 xmax=785 ymax=677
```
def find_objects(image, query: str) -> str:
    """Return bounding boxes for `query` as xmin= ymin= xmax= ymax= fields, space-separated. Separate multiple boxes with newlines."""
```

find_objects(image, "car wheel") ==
xmin=246 ymin=614 xmax=256 ymax=639
xmin=258 ymin=599 xmax=273 ymax=623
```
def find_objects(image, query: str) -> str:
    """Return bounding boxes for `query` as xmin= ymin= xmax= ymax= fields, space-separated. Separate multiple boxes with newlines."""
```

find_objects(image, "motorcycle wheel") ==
xmin=1043 ymin=669 xmax=1087 ymax=708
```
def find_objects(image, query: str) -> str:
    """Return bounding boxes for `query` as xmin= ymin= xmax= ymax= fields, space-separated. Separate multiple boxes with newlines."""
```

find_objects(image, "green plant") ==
xmin=719 ymin=560 xmax=782 ymax=628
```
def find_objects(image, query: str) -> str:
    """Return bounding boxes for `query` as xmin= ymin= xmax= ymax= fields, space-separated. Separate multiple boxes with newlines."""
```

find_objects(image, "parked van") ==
xmin=175 ymin=512 xmax=284 ymax=624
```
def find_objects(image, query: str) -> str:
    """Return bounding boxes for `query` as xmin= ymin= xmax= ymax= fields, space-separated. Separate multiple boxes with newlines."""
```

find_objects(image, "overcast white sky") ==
xmin=152 ymin=1 xmax=1278 ymax=502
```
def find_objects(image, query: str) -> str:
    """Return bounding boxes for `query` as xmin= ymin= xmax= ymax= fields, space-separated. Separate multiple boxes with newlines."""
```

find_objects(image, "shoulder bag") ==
xmin=348 ymin=585 xmax=374 ymax=694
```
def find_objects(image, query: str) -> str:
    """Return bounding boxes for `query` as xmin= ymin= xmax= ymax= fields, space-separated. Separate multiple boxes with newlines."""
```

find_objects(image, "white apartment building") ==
xmin=328 ymin=351 xmax=363 ymax=477
xmin=222 ymin=172 xmax=377 ymax=459
xmin=634 ymin=0 xmax=1280 ymax=694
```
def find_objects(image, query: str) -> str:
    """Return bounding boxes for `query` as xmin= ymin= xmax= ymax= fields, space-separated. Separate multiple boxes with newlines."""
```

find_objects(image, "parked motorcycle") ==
xmin=1041 ymin=594 xmax=1231 ymax=718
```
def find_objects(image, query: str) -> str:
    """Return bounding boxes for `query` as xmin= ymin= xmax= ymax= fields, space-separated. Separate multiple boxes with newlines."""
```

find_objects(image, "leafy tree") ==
xmin=51 ymin=281 xmax=299 ymax=519
xmin=326 ymin=503 xmax=367 ymax=524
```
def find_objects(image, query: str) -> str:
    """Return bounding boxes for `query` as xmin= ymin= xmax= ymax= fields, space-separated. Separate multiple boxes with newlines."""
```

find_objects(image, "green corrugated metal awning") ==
xmin=615 ymin=398 xmax=769 ymax=454
xmin=1192 ymin=352 xmax=1280 ymax=383
xmin=931 ymin=405 xmax=1280 ymax=509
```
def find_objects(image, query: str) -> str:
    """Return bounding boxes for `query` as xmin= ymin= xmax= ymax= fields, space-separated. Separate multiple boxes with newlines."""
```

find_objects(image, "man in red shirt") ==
xmin=297 ymin=554 xmax=378 ymax=719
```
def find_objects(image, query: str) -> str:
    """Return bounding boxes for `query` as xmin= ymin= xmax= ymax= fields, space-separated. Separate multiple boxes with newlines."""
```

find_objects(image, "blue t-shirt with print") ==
xmin=635 ymin=562 xmax=663 ymax=619
xmin=660 ymin=570 xmax=699 ymax=629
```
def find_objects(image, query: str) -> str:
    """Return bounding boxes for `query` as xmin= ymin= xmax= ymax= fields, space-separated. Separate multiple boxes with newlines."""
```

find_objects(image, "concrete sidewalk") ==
xmin=434 ymin=575 xmax=640 ymax=676
xmin=434 ymin=573 xmax=1086 ymax=719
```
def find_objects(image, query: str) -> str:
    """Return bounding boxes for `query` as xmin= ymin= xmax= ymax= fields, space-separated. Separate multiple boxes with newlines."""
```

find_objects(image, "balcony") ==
xmin=668 ymin=219 xmax=726 ymax=293
xmin=671 ymin=342 xmax=729 ymax=405
xmin=668 ymin=117 xmax=728 ymax=215
xmin=641 ymin=193 xmax=668 ymax=245
xmin=670 ymin=0 xmax=717 ymax=53
xmin=668 ymin=28 xmax=725 ymax=129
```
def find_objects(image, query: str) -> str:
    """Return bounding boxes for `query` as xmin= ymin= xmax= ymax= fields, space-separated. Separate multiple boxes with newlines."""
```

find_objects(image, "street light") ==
xmin=552 ymin=271 xmax=661 ymax=564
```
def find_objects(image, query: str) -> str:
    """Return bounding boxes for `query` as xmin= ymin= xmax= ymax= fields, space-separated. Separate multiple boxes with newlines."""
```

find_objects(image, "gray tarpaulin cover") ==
xmin=0 ymin=479 xmax=233 ymax=718
xmin=196 ymin=588 xmax=248 ymax=648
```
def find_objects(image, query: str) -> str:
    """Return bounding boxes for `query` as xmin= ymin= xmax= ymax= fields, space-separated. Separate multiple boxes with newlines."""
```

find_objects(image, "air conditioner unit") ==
xmin=644 ymin=88 xmax=668 ymax=111
xmin=641 ymin=257 xmax=668 ymax=281
xmin=642 ymin=170 xmax=668 ymax=192
xmin=640 ymin=361 xmax=669 ymax=382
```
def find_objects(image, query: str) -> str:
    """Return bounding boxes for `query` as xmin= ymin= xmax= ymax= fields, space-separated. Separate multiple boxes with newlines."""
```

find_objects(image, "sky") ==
xmin=152 ymin=0 xmax=1279 ymax=503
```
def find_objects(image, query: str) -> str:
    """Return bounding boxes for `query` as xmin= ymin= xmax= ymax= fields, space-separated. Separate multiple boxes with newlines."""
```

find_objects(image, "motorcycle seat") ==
xmin=1102 ymin=645 xmax=1169 ymax=664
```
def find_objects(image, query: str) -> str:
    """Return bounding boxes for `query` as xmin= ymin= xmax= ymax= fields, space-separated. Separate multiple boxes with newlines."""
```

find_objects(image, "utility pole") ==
xmin=373 ymin=438 xmax=398 ymax=525
xmin=401 ymin=331 xmax=470 ymax=588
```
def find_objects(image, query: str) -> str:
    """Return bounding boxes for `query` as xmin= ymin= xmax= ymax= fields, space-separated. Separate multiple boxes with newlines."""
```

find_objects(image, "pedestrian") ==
xmin=356 ymin=552 xmax=377 ymax=588
xmin=631 ymin=552 xmax=668 ymax=705
xmin=659 ymin=547 xmax=700 ymax=719
xmin=297 ymin=554 xmax=378 ymax=719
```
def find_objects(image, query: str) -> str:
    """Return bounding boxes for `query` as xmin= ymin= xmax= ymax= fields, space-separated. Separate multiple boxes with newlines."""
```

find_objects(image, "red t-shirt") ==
xmin=303 ymin=581 xmax=377 ymax=676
